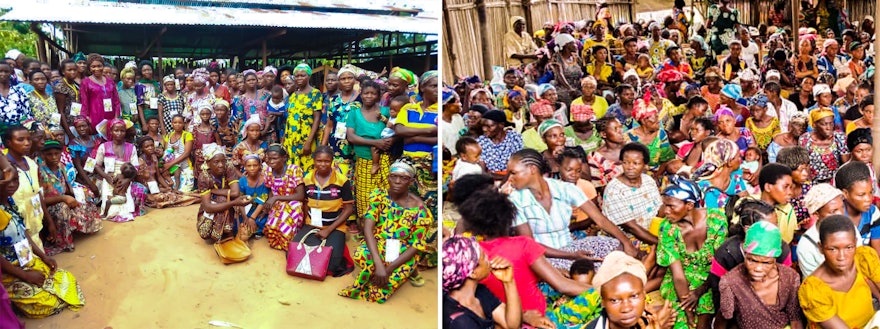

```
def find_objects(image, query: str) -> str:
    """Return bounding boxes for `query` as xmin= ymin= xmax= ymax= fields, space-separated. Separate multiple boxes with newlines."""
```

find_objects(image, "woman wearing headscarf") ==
xmin=339 ymin=160 xmax=433 ymax=303
xmin=533 ymin=83 xmax=568 ymax=126
xmin=117 ymin=65 xmax=147 ymax=130
xmin=715 ymin=104 xmax=756 ymax=153
xmin=798 ymin=107 xmax=848 ymax=182
xmin=693 ymin=138 xmax=748 ymax=209
xmin=394 ymin=71 xmax=439 ymax=219
xmin=717 ymin=222 xmax=803 ymax=329
xmin=322 ymin=64 xmax=361 ymax=178
xmin=261 ymin=66 xmax=279 ymax=95
xmin=80 ymin=53 xmax=120 ymax=130
xmin=625 ymin=99 xmax=674 ymax=170
xmin=196 ymin=143 xmax=247 ymax=243
xmin=442 ymin=236 xmax=521 ymax=329
xmin=584 ymin=251 xmax=674 ymax=329
xmin=538 ymin=119 xmax=580 ymax=178
xmin=656 ymin=175 xmax=727 ymax=329
xmin=521 ymin=100 xmax=555 ymax=152
xmin=157 ymin=74 xmax=185 ymax=135
xmin=283 ymin=63 xmax=324 ymax=174
xmin=185 ymin=68 xmax=216 ymax=128
xmin=503 ymin=16 xmax=539 ymax=68
xmin=93 ymin=119 xmax=146 ymax=222
xmin=232 ymin=115 xmax=268 ymax=171
xmin=744 ymin=94 xmax=780 ymax=151
xmin=383 ymin=67 xmax=417 ymax=107
xmin=549 ymin=33 xmax=584 ymax=106
xmin=717 ymin=83 xmax=749 ymax=126
xmin=767 ymin=112 xmax=809 ymax=163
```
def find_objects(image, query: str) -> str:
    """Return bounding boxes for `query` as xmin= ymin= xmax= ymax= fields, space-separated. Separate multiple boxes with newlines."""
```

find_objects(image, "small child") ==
xmin=545 ymin=259 xmax=601 ymax=328
xmin=636 ymin=53 xmax=654 ymax=80
xmin=104 ymin=163 xmax=137 ymax=217
xmin=265 ymin=85 xmax=287 ymax=144
xmin=742 ymin=146 xmax=763 ymax=194
xmin=369 ymin=95 xmax=408 ymax=174
xmin=452 ymin=137 xmax=485 ymax=182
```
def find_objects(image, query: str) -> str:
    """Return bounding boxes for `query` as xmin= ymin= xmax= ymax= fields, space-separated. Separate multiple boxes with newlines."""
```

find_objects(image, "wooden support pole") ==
xmin=30 ymin=23 xmax=72 ymax=56
xmin=521 ymin=0 xmax=533 ymax=34
xmin=157 ymin=37 xmax=163 ymax=78
xmin=137 ymin=27 xmax=167 ymax=59
xmin=792 ymin=0 xmax=800 ymax=53
xmin=262 ymin=40 xmax=267 ymax=67
xmin=476 ymin=0 xmax=493 ymax=79
xmin=443 ymin=0 xmax=458 ymax=78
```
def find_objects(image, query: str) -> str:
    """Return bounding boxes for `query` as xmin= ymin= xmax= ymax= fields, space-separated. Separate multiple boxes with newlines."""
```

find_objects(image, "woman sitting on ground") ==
xmin=196 ymin=143 xmax=247 ymax=242
xmin=339 ymin=160 xmax=432 ymax=304
xmin=0 ymin=168 xmax=85 ymax=318
xmin=92 ymin=119 xmax=146 ymax=222
xmin=5 ymin=126 xmax=51 ymax=251
xmin=135 ymin=136 xmax=199 ymax=209
xmin=584 ymin=251 xmax=673 ymax=329
xmin=262 ymin=144 xmax=305 ymax=251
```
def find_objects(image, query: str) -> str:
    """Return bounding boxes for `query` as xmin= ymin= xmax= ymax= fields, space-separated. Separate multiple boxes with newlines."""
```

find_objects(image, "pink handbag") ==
xmin=286 ymin=229 xmax=332 ymax=281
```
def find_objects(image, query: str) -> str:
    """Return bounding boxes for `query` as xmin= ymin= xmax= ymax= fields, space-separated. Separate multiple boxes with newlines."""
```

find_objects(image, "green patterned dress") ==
xmin=657 ymin=208 xmax=728 ymax=329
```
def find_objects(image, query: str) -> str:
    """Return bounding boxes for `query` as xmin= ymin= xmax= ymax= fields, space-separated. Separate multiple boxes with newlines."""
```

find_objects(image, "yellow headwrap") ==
xmin=809 ymin=107 xmax=835 ymax=127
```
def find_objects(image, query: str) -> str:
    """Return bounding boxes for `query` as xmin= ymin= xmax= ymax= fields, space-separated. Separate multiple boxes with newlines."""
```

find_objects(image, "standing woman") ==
xmin=53 ymin=59 xmax=81 ymax=139
xmin=5 ymin=126 xmax=52 ymax=252
xmin=164 ymin=115 xmax=195 ymax=192
xmin=261 ymin=66 xmax=278 ymax=95
xmin=207 ymin=65 xmax=231 ymax=104
xmin=73 ymin=52 xmax=87 ymax=84
xmin=26 ymin=70 xmax=60 ymax=129
xmin=137 ymin=60 xmax=160 ymax=106
xmin=262 ymin=144 xmax=305 ymax=251
xmin=394 ymin=70 xmax=440 ymax=217
xmin=799 ymin=108 xmax=848 ymax=183
xmin=383 ymin=67 xmax=416 ymax=107
xmin=240 ymin=70 xmax=270 ymax=127
xmin=339 ymin=160 xmax=432 ymax=303
xmin=157 ymin=75 xmax=184 ymax=135
xmin=347 ymin=80 xmax=393 ymax=225
xmin=323 ymin=65 xmax=361 ymax=178
xmin=185 ymin=68 xmax=215 ymax=127
xmin=117 ymin=66 xmax=146 ymax=129
xmin=80 ymin=53 xmax=120 ymax=130
xmin=283 ymin=63 xmax=323 ymax=174
xmin=0 ymin=62 xmax=33 ymax=131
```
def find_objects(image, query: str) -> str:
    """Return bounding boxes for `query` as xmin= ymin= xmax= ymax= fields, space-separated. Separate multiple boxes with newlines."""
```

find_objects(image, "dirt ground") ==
xmin=20 ymin=205 xmax=438 ymax=329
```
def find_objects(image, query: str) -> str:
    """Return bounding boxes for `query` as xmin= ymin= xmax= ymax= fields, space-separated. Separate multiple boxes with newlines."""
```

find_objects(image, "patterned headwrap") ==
xmin=809 ymin=107 xmax=835 ymax=127
xmin=713 ymin=105 xmax=736 ymax=121
xmin=242 ymin=69 xmax=257 ymax=78
xmin=263 ymin=66 xmax=278 ymax=76
xmin=72 ymin=52 xmax=86 ymax=63
xmin=812 ymin=84 xmax=832 ymax=97
xmin=657 ymin=70 xmax=683 ymax=83
xmin=390 ymin=67 xmax=417 ymax=87
xmin=464 ymin=75 xmax=481 ymax=84
xmin=749 ymin=94 xmax=769 ymax=108
xmin=684 ymin=83 xmax=700 ymax=95
xmin=692 ymin=138 xmax=739 ymax=181
xmin=538 ymin=119 xmax=564 ymax=137
xmin=690 ymin=35 xmax=709 ymax=53
xmin=390 ymin=160 xmax=416 ymax=177
xmin=591 ymin=251 xmax=647 ymax=289
xmin=507 ymin=89 xmax=523 ymax=100
xmin=537 ymin=83 xmax=556 ymax=98
xmin=804 ymin=183 xmax=843 ymax=215
xmin=162 ymin=74 xmax=175 ymax=84
xmin=213 ymin=99 xmax=230 ymax=109
xmin=442 ymin=236 xmax=482 ymax=292
xmin=632 ymin=99 xmax=657 ymax=121
xmin=73 ymin=116 xmax=90 ymax=127
xmin=293 ymin=63 xmax=312 ymax=76
xmin=469 ymin=88 xmax=492 ymax=104
xmin=420 ymin=70 xmax=439 ymax=87
xmin=554 ymin=33 xmax=577 ymax=52
xmin=191 ymin=68 xmax=209 ymax=85
xmin=721 ymin=83 xmax=742 ymax=100
xmin=242 ymin=154 xmax=262 ymax=164
xmin=201 ymin=143 xmax=225 ymax=170
xmin=119 ymin=66 xmax=136 ymax=80
xmin=338 ymin=64 xmax=357 ymax=78
xmin=822 ymin=39 xmax=839 ymax=54
xmin=240 ymin=115 xmax=263 ymax=137
xmin=530 ymin=99 xmax=555 ymax=117
xmin=743 ymin=221 xmax=783 ymax=258
xmin=442 ymin=86 xmax=458 ymax=105
xmin=662 ymin=174 xmax=702 ymax=204
xmin=570 ymin=103 xmax=596 ymax=122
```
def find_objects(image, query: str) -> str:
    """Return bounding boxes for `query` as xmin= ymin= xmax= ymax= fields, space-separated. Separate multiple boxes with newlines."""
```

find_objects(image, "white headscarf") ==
xmin=554 ymin=33 xmax=577 ymax=53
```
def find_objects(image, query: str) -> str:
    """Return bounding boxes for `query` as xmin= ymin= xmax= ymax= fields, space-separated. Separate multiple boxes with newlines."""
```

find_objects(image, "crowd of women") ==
xmin=0 ymin=48 xmax=438 ymax=325
xmin=441 ymin=4 xmax=880 ymax=329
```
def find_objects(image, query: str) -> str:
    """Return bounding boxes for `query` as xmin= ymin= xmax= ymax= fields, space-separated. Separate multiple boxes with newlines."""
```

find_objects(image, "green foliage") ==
xmin=0 ymin=10 xmax=38 ymax=58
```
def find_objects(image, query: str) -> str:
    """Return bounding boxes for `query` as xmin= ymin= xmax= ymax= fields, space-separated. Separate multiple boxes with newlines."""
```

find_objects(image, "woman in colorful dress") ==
xmin=191 ymin=105 xmax=221 ymax=181
xmin=0 ymin=169 xmax=85 ymax=318
xmin=38 ymin=140 xmax=102 ymax=255
xmin=26 ymin=70 xmax=60 ymax=130
xmin=799 ymin=107 xmax=848 ymax=183
xmin=117 ymin=66 xmax=146 ymax=130
xmin=93 ymin=119 xmax=146 ymax=222
xmin=657 ymin=175 xmax=727 ymax=329
xmin=283 ymin=63 xmax=323 ymax=174
xmin=196 ymin=143 xmax=246 ymax=243
xmin=79 ymin=53 xmax=120 ymax=131
xmin=347 ymin=80 xmax=393 ymax=224
xmin=240 ymin=70 xmax=270 ymax=127
xmin=157 ymin=75 xmax=184 ymax=135
xmin=5 ymin=126 xmax=51 ymax=251
xmin=238 ymin=154 xmax=270 ymax=237
xmin=53 ymin=60 xmax=80 ymax=139
xmin=262 ymin=144 xmax=305 ymax=251
xmin=339 ymin=160 xmax=432 ymax=304
xmin=137 ymin=61 xmax=160 ymax=108
xmin=382 ymin=67 xmax=416 ymax=107
xmin=68 ymin=116 xmax=102 ymax=195
xmin=588 ymin=117 xmax=624 ymax=190
xmin=322 ymin=65 xmax=361 ymax=178
xmin=231 ymin=116 xmax=268 ymax=171
xmin=744 ymin=94 xmax=780 ymax=152
xmin=693 ymin=138 xmax=748 ymax=209
xmin=185 ymin=68 xmax=215 ymax=128
xmin=212 ymin=100 xmax=238 ymax=157
xmin=395 ymin=71 xmax=439 ymax=218
xmin=625 ymin=99 xmax=674 ymax=171
xmin=135 ymin=136 xmax=198 ymax=209
xmin=164 ymin=115 xmax=195 ymax=192
xmin=715 ymin=105 xmax=756 ymax=152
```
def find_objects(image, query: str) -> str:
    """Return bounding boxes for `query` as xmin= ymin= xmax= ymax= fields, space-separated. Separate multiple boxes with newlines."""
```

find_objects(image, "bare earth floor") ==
xmin=20 ymin=205 xmax=438 ymax=329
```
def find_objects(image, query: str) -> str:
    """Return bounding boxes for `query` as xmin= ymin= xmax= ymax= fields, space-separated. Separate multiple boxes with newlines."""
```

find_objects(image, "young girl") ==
xmin=191 ymin=105 xmax=221 ymax=181
xmin=743 ymin=95 xmax=780 ymax=151
xmin=238 ymin=154 xmax=270 ymax=238
xmin=636 ymin=53 xmax=654 ymax=80
xmin=232 ymin=116 xmax=268 ymax=172
xmin=265 ymin=85 xmax=286 ymax=144
xmin=144 ymin=116 xmax=165 ymax=152
xmin=164 ymin=115 xmax=194 ymax=192
xmin=212 ymin=100 xmax=238 ymax=156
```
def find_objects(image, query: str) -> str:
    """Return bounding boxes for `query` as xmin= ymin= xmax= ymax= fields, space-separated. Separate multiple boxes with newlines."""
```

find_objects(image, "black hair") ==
xmin=776 ymin=146 xmax=809 ymax=171
xmin=390 ymin=95 xmax=410 ymax=105
xmin=758 ymin=163 xmax=792 ymax=191
xmin=266 ymin=144 xmax=288 ymax=158
xmin=503 ymin=69 xmax=517 ymax=77
xmin=623 ymin=36 xmax=638 ymax=46
xmin=834 ymin=161 xmax=872 ymax=190
xmin=859 ymin=94 xmax=874 ymax=111
xmin=455 ymin=136 xmax=479 ymax=155
xmin=660 ymin=29 xmax=670 ymax=39
xmin=312 ymin=145 xmax=333 ymax=158
xmin=686 ymin=96 xmax=708 ymax=109
xmin=510 ymin=148 xmax=549 ymax=175
xmin=570 ymin=259 xmax=596 ymax=276
xmin=171 ymin=114 xmax=185 ymax=122
xmin=801 ymin=75 xmax=817 ymax=84
xmin=120 ymin=163 xmax=138 ymax=179
xmin=728 ymin=198 xmax=775 ymax=239
xmin=146 ymin=116 xmax=160 ymax=123
xmin=674 ymin=0 xmax=686 ymax=8
xmin=819 ymin=214 xmax=857 ymax=243
xmin=2 ymin=125 xmax=28 ymax=144
xmin=270 ymin=85 xmax=284 ymax=95
xmin=847 ymin=128 xmax=872 ymax=151
xmin=615 ymin=83 xmax=634 ymax=95
xmin=665 ymin=45 xmax=681 ymax=57
xmin=595 ymin=116 xmax=618 ymax=135
xmin=360 ymin=80 xmax=381 ymax=94
xmin=136 ymin=136 xmax=154 ymax=149
xmin=557 ymin=147 xmax=587 ymax=166
xmin=469 ymin=104 xmax=490 ymax=114
xmin=27 ymin=70 xmax=46 ymax=81
xmin=591 ymin=45 xmax=608 ymax=56
xmin=620 ymin=142 xmax=650 ymax=163
xmin=60 ymin=59 xmax=76 ymax=71
xmin=138 ymin=60 xmax=153 ymax=71
xmin=450 ymin=174 xmax=495 ymax=206
xmin=458 ymin=188 xmax=517 ymax=238
xmin=692 ymin=117 xmax=715 ymax=133
xmin=764 ymin=81 xmax=782 ymax=93
xmin=858 ymin=82 xmax=872 ymax=91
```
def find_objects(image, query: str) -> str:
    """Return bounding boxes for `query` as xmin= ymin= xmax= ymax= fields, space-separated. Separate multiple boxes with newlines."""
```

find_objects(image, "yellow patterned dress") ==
xmin=283 ymin=88 xmax=323 ymax=174
xmin=339 ymin=189 xmax=432 ymax=303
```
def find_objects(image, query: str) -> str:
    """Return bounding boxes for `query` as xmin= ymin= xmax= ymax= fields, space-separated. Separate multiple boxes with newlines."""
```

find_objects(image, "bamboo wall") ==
xmin=442 ymin=0 xmax=633 ymax=82
xmin=709 ymin=0 xmax=874 ymax=29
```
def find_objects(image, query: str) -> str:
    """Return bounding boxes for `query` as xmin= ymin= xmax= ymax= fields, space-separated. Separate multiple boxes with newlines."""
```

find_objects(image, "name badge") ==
xmin=309 ymin=207 xmax=323 ymax=227
xmin=129 ymin=102 xmax=138 ymax=115
xmin=83 ymin=157 xmax=97 ymax=173
xmin=73 ymin=186 xmax=86 ymax=204
xmin=147 ymin=181 xmax=160 ymax=194
xmin=30 ymin=195 xmax=41 ymax=218
xmin=50 ymin=113 xmax=61 ymax=126
xmin=104 ymin=157 xmax=116 ymax=173
xmin=150 ymin=97 xmax=159 ymax=109
xmin=384 ymin=239 xmax=401 ymax=263
xmin=70 ymin=102 xmax=82 ymax=116
xmin=13 ymin=240 xmax=32 ymax=268
xmin=103 ymin=98 xmax=112 ymax=112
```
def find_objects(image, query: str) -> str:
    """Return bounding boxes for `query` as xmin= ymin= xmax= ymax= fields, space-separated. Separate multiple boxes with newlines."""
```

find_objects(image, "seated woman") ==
xmin=601 ymin=142 xmax=661 ymax=249
xmin=297 ymin=146 xmax=355 ymax=276
xmin=693 ymin=138 xmax=748 ymax=209
xmin=5 ymin=126 xmax=51 ymax=251
xmin=718 ymin=222 xmax=804 ymax=329
xmin=93 ymin=119 xmax=147 ymax=222
xmin=231 ymin=116 xmax=268 ymax=172
xmin=625 ymin=99 xmax=675 ymax=171
xmin=442 ymin=236 xmax=521 ymax=329
xmin=339 ymin=160 xmax=432 ymax=304
xmin=238 ymin=154 xmax=270 ymax=237
xmin=68 ymin=116 xmax=103 ymax=196
xmin=38 ymin=140 xmax=103 ymax=255
xmin=196 ymin=143 xmax=247 ymax=242
xmin=798 ymin=215 xmax=880 ymax=328
xmin=262 ymin=144 xmax=305 ymax=251
xmin=507 ymin=149 xmax=637 ymax=270
xmin=0 ymin=169 xmax=85 ymax=318
xmin=797 ymin=184 xmax=847 ymax=276
xmin=656 ymin=175 xmax=727 ymax=329
xmin=135 ymin=136 xmax=198 ymax=209
xmin=584 ymin=251 xmax=673 ymax=329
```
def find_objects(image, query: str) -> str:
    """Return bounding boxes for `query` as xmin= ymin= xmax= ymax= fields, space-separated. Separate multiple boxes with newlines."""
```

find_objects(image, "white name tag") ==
xmin=83 ymin=157 xmax=97 ymax=173
xmin=309 ymin=207 xmax=323 ymax=227
xmin=150 ymin=97 xmax=159 ymax=109
xmin=13 ymin=240 xmax=32 ymax=268
xmin=104 ymin=157 xmax=116 ymax=173
xmin=70 ymin=102 xmax=82 ymax=116
xmin=333 ymin=122 xmax=347 ymax=139
xmin=384 ymin=238 xmax=401 ymax=263
xmin=73 ymin=186 xmax=86 ymax=204
xmin=103 ymin=98 xmax=112 ymax=112
xmin=147 ymin=181 xmax=160 ymax=194
xmin=50 ymin=113 xmax=61 ymax=126
xmin=30 ymin=195 xmax=41 ymax=218
xmin=129 ymin=102 xmax=138 ymax=115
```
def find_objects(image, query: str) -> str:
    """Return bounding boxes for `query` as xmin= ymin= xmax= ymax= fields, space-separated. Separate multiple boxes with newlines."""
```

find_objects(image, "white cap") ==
xmin=4 ymin=49 xmax=21 ymax=60
xmin=812 ymin=84 xmax=832 ymax=97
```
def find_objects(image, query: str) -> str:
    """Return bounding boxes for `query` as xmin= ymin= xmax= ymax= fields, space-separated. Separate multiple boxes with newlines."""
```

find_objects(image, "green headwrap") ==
xmin=538 ymin=119 xmax=563 ymax=137
xmin=72 ymin=52 xmax=86 ymax=63
xmin=419 ymin=70 xmax=438 ymax=87
xmin=390 ymin=67 xmax=417 ymax=86
xmin=743 ymin=221 xmax=782 ymax=258
xmin=294 ymin=63 xmax=312 ymax=76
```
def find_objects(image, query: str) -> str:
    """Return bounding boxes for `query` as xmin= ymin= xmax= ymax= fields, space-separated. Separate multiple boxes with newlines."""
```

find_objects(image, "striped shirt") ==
xmin=510 ymin=178 xmax=587 ymax=249
xmin=303 ymin=170 xmax=354 ymax=228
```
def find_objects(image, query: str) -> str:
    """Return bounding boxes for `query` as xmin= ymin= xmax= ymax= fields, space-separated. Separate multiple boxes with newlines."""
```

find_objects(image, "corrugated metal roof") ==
xmin=0 ymin=1 xmax=438 ymax=34
xmin=139 ymin=0 xmax=428 ymax=13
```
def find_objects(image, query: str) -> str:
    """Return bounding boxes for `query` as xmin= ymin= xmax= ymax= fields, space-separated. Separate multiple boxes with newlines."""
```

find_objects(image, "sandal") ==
xmin=409 ymin=272 xmax=426 ymax=287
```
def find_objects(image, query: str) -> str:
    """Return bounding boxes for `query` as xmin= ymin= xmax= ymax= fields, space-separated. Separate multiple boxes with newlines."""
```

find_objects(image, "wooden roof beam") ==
xmin=29 ymin=23 xmax=72 ymax=56
xmin=138 ymin=27 xmax=168 ymax=58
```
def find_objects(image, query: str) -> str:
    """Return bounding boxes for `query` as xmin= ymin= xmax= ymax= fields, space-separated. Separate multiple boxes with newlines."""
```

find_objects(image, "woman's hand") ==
xmin=489 ymin=257 xmax=514 ymax=283
xmin=64 ymin=195 xmax=81 ymax=208
xmin=46 ymin=223 xmax=57 ymax=243
xmin=42 ymin=256 xmax=58 ymax=274
xmin=245 ymin=217 xmax=257 ymax=234
xmin=303 ymin=142 xmax=313 ymax=157
xmin=645 ymin=300 xmax=674 ymax=329
xmin=522 ymin=310 xmax=556 ymax=329
xmin=374 ymin=138 xmax=393 ymax=152
xmin=679 ymin=287 xmax=705 ymax=312
xmin=20 ymin=270 xmax=46 ymax=286
xmin=234 ymin=196 xmax=251 ymax=206
xmin=370 ymin=265 xmax=389 ymax=287
xmin=316 ymin=227 xmax=335 ymax=240
xmin=264 ymin=196 xmax=276 ymax=209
